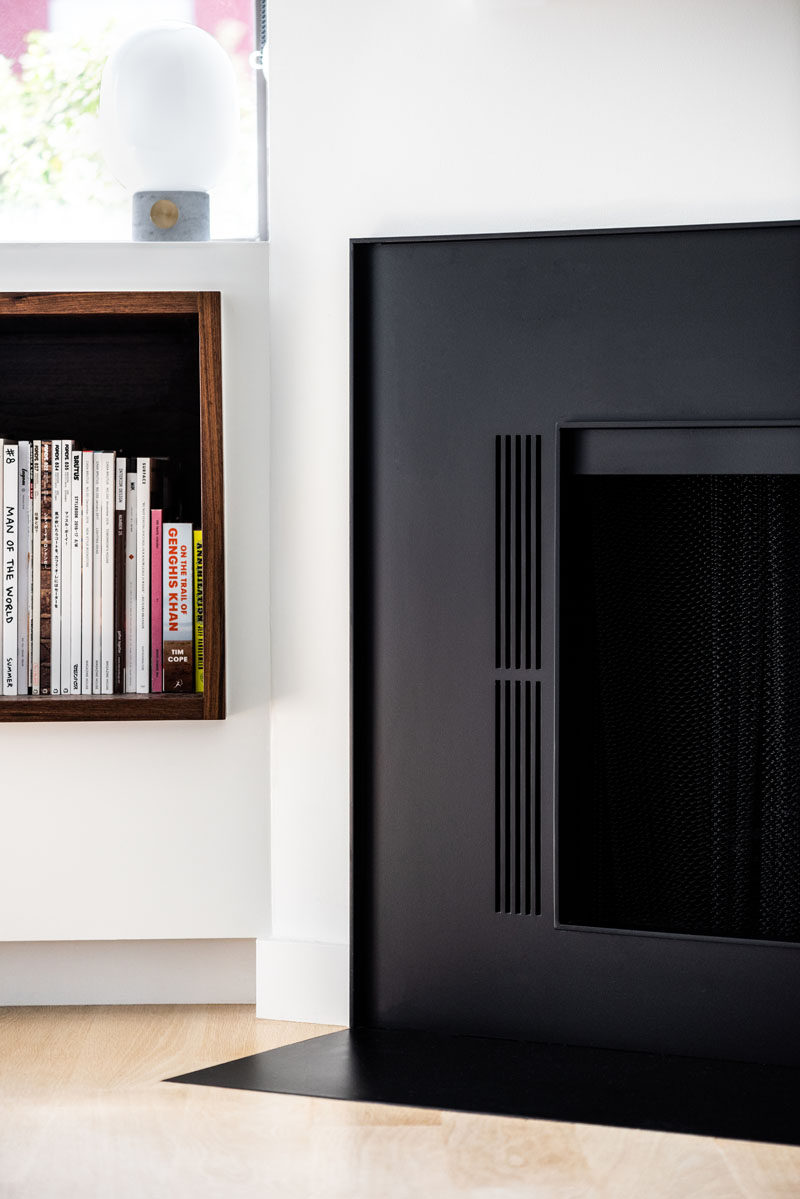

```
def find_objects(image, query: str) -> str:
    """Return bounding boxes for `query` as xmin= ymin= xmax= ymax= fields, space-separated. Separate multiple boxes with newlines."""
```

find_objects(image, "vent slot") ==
xmin=535 ymin=435 xmax=542 ymax=672
xmin=534 ymin=680 xmax=542 ymax=916
xmin=506 ymin=437 xmax=512 ymax=667
xmin=495 ymin=679 xmax=537 ymax=915
xmin=495 ymin=437 xmax=502 ymax=669
xmin=495 ymin=435 xmax=540 ymax=669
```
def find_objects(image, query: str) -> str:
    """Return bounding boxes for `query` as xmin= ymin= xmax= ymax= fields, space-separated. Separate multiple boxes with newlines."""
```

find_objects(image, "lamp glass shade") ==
xmin=99 ymin=22 xmax=239 ymax=194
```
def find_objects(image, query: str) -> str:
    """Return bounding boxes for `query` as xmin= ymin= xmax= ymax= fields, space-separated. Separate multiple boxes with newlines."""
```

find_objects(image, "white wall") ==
xmin=0 ymin=244 xmax=270 ymax=982
xmin=0 ymin=939 xmax=255 ymax=1004
xmin=262 ymin=0 xmax=800 ymax=1023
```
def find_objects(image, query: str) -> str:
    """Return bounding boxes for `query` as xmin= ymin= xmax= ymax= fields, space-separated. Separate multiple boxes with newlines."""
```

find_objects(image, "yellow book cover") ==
xmin=193 ymin=529 xmax=204 ymax=693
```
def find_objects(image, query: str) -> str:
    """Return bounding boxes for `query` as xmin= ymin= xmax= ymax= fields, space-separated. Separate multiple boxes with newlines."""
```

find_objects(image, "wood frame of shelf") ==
xmin=0 ymin=291 xmax=225 ymax=722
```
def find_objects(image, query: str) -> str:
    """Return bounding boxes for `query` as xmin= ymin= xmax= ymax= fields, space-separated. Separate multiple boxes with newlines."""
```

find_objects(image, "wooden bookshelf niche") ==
xmin=0 ymin=291 xmax=225 ymax=721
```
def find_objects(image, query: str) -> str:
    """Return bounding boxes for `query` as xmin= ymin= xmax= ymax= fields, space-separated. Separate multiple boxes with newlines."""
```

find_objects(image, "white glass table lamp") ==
xmin=100 ymin=22 xmax=238 ymax=241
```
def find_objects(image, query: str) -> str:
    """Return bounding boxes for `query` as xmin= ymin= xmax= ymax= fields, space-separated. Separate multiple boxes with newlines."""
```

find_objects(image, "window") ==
xmin=0 ymin=0 xmax=260 ymax=240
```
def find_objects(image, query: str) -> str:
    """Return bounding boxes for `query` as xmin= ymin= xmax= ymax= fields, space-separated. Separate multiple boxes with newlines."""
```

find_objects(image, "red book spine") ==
xmin=150 ymin=510 xmax=163 ymax=692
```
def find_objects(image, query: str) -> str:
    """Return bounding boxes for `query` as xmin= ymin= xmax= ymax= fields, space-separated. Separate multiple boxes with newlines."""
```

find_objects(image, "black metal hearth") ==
xmin=173 ymin=223 xmax=800 ymax=1143
xmin=171 ymin=1027 xmax=800 ymax=1145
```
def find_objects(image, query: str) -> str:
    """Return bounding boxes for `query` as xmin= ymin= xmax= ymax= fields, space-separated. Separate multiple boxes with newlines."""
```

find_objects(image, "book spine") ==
xmin=91 ymin=452 xmax=102 ymax=693
xmin=0 ymin=439 xmax=4 ymax=691
xmin=17 ymin=442 xmax=30 ymax=694
xmin=0 ymin=439 xmax=3 ymax=690
xmin=163 ymin=522 xmax=193 ymax=691
xmin=60 ymin=439 xmax=72 ymax=694
xmin=50 ymin=439 xmax=61 ymax=694
xmin=151 ymin=510 xmax=163 ymax=692
xmin=3 ymin=444 xmax=18 ymax=695
xmin=113 ymin=459 xmax=126 ymax=694
xmin=70 ymin=451 xmax=82 ymax=694
xmin=80 ymin=449 xmax=93 ymax=694
xmin=100 ymin=452 xmax=115 ymax=694
xmin=193 ymin=530 xmax=204 ymax=694
xmin=135 ymin=457 xmax=151 ymax=694
xmin=31 ymin=441 xmax=41 ymax=694
xmin=39 ymin=440 xmax=52 ymax=695
xmin=124 ymin=461 xmax=136 ymax=693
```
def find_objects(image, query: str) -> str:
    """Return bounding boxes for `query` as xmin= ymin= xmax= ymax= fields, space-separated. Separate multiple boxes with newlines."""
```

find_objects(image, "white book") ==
xmin=3 ymin=444 xmax=18 ymax=694
xmin=115 ymin=459 xmax=126 ymax=693
xmin=124 ymin=464 xmax=136 ymax=693
xmin=50 ymin=439 xmax=62 ymax=694
xmin=0 ymin=438 xmax=4 ymax=691
xmin=60 ymin=439 xmax=73 ymax=694
xmin=17 ymin=442 xmax=31 ymax=694
xmin=31 ymin=441 xmax=41 ymax=695
xmin=100 ymin=452 xmax=115 ymax=694
xmin=69 ymin=451 xmax=82 ymax=694
xmin=26 ymin=446 xmax=34 ymax=693
xmin=135 ymin=457 xmax=150 ymax=693
xmin=92 ymin=452 xmax=102 ymax=693
xmin=80 ymin=449 xmax=93 ymax=694
xmin=0 ymin=439 xmax=3 ymax=688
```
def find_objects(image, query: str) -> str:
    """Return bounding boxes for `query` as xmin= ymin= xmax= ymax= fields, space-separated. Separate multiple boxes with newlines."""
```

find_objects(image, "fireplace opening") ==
xmin=559 ymin=427 xmax=800 ymax=943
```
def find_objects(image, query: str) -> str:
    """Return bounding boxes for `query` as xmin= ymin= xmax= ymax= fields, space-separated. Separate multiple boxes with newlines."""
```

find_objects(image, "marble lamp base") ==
xmin=132 ymin=191 xmax=210 ymax=241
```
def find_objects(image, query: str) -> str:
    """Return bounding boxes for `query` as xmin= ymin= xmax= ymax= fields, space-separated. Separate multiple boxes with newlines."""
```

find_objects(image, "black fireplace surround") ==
xmin=173 ymin=222 xmax=800 ymax=1144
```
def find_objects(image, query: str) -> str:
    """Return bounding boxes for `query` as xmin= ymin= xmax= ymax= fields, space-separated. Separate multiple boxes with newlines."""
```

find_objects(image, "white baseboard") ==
xmin=256 ymin=938 xmax=349 ymax=1025
xmin=0 ymin=940 xmax=256 ymax=1005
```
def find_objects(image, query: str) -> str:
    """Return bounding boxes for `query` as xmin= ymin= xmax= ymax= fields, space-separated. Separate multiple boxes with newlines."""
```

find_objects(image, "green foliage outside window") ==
xmin=0 ymin=30 xmax=119 ymax=209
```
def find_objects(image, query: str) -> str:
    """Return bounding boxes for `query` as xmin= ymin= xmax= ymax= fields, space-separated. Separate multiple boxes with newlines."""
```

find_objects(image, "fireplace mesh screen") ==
xmin=559 ymin=474 xmax=800 ymax=942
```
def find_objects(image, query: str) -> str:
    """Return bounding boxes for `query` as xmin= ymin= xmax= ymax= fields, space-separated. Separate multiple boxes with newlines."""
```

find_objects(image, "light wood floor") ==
xmin=2 ymin=1007 xmax=800 ymax=1198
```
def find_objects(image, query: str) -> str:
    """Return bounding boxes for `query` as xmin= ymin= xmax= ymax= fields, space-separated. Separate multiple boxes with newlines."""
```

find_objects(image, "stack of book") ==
xmin=1 ymin=439 xmax=204 ymax=697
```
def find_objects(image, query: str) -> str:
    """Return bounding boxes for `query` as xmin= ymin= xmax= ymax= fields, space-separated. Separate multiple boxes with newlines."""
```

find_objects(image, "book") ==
xmin=3 ymin=444 xmax=18 ymax=695
xmin=80 ymin=449 xmax=93 ymax=694
xmin=135 ymin=457 xmax=151 ymax=694
xmin=0 ymin=438 xmax=3 ymax=690
xmin=0 ymin=437 xmax=194 ymax=702
xmin=70 ymin=451 xmax=82 ymax=694
xmin=17 ymin=441 xmax=31 ymax=694
xmin=193 ymin=530 xmax=203 ymax=694
xmin=163 ymin=522 xmax=193 ymax=691
xmin=151 ymin=509 xmax=163 ymax=692
xmin=124 ymin=460 xmax=136 ymax=694
xmin=60 ymin=439 xmax=73 ymax=694
xmin=50 ymin=439 xmax=61 ymax=694
xmin=113 ymin=459 xmax=126 ymax=694
xmin=39 ymin=440 xmax=52 ymax=695
xmin=91 ymin=452 xmax=102 ymax=693
xmin=100 ymin=452 xmax=115 ymax=694
xmin=31 ymin=441 xmax=41 ymax=694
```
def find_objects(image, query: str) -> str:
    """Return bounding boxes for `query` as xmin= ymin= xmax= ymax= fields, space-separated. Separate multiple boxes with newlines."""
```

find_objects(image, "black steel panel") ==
xmin=569 ymin=424 xmax=800 ymax=474
xmin=352 ymin=222 xmax=800 ymax=1066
